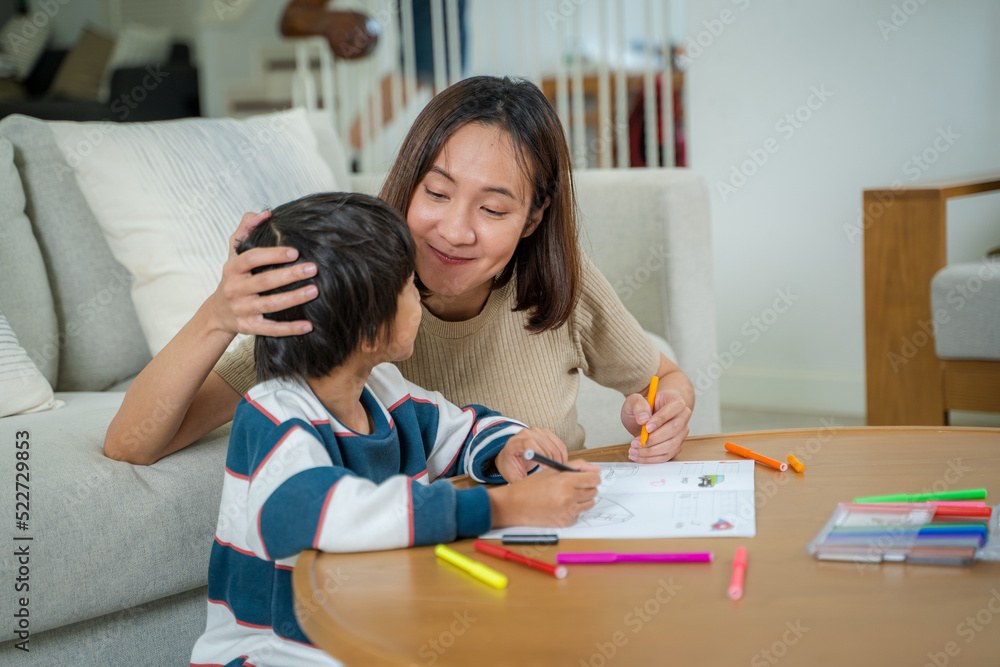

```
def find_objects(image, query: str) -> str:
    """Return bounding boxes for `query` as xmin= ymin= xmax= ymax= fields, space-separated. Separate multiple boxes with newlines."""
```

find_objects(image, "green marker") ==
xmin=854 ymin=488 xmax=987 ymax=503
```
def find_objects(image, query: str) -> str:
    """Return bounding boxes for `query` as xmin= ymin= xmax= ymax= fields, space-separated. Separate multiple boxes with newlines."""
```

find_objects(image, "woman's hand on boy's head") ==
xmin=229 ymin=211 xmax=271 ymax=256
xmin=207 ymin=211 xmax=319 ymax=337
xmin=495 ymin=428 xmax=569 ymax=483
xmin=620 ymin=388 xmax=690 ymax=464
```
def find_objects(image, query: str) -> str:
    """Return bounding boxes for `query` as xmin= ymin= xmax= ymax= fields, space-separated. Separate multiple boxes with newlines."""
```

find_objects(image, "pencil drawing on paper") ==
xmin=577 ymin=496 xmax=635 ymax=528
xmin=599 ymin=463 xmax=639 ymax=482
xmin=479 ymin=460 xmax=757 ymax=539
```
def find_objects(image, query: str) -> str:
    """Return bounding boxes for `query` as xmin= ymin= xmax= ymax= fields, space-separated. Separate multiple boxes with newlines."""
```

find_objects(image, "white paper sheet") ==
xmin=481 ymin=460 xmax=757 ymax=539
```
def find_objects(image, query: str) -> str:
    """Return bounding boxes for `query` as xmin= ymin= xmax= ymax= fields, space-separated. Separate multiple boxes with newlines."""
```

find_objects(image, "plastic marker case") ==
xmin=805 ymin=502 xmax=999 ymax=566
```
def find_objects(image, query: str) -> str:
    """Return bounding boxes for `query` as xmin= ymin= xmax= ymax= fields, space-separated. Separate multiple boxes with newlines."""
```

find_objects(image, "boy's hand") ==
xmin=487 ymin=460 xmax=601 ymax=528
xmin=621 ymin=388 xmax=690 ymax=464
xmin=495 ymin=428 xmax=569 ymax=482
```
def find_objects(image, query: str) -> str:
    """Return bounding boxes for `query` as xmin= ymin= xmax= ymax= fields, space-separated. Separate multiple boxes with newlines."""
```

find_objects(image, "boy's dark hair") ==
xmin=237 ymin=192 xmax=416 ymax=383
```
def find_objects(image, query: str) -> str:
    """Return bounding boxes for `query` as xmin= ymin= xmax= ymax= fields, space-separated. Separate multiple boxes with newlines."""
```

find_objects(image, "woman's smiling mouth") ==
xmin=428 ymin=244 xmax=475 ymax=265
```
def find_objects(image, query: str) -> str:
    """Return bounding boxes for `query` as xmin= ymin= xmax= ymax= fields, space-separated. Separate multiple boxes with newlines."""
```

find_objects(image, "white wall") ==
xmin=29 ymin=0 xmax=200 ymax=48
xmin=686 ymin=0 xmax=1000 ymax=417
xmin=26 ymin=0 xmax=105 ymax=48
xmin=195 ymin=0 xmax=287 ymax=118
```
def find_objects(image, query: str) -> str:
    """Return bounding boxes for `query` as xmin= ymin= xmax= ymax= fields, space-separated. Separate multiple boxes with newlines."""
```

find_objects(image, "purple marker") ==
xmin=557 ymin=552 xmax=713 ymax=564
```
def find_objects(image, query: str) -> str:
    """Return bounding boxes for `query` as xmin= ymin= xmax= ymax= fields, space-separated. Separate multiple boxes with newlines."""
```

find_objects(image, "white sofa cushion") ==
xmin=49 ymin=108 xmax=341 ymax=355
xmin=931 ymin=260 xmax=1000 ymax=360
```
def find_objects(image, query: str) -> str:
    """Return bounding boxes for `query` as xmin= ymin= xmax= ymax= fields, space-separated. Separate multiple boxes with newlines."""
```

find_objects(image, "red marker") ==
xmin=728 ymin=547 xmax=747 ymax=600
xmin=474 ymin=540 xmax=568 ymax=579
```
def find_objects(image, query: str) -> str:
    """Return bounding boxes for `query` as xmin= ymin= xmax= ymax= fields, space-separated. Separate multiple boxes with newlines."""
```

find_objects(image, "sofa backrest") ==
xmin=0 ymin=115 xmax=152 ymax=391
xmin=0 ymin=136 xmax=59 ymax=384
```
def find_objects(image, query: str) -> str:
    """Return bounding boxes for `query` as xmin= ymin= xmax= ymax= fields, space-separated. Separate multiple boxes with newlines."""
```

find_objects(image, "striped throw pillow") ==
xmin=0 ymin=311 xmax=63 ymax=417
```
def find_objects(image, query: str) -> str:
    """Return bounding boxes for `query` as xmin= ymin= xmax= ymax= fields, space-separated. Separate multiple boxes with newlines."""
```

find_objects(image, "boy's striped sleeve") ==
xmin=389 ymin=385 xmax=525 ymax=484
xmin=228 ymin=399 xmax=492 ymax=560
xmin=368 ymin=364 xmax=526 ymax=484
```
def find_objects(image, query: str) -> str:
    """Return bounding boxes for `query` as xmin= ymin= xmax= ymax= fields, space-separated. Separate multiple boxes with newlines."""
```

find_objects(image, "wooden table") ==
xmin=293 ymin=427 xmax=1000 ymax=666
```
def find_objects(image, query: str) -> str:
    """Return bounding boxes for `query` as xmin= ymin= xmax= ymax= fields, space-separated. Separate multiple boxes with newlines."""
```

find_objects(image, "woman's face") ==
xmin=406 ymin=123 xmax=545 ymax=315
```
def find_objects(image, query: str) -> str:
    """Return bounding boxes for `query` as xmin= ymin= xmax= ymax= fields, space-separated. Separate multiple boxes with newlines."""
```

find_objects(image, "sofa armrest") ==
xmin=574 ymin=168 xmax=719 ymax=435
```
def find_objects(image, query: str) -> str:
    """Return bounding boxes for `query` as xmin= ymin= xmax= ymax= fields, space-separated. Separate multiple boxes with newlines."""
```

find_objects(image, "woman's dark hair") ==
xmin=379 ymin=75 xmax=580 ymax=333
xmin=238 ymin=192 xmax=415 ymax=383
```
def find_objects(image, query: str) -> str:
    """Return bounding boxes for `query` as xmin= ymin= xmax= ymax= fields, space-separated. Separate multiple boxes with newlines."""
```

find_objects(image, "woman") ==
xmin=105 ymin=76 xmax=694 ymax=467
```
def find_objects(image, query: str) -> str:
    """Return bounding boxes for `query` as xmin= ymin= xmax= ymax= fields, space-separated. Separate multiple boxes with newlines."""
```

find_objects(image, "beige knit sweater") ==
xmin=214 ymin=256 xmax=659 ymax=451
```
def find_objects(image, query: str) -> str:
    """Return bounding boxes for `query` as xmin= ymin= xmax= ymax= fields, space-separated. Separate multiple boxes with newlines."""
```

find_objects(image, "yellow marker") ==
xmin=435 ymin=544 xmax=508 ymax=589
xmin=786 ymin=454 xmax=805 ymax=473
xmin=640 ymin=376 xmax=659 ymax=447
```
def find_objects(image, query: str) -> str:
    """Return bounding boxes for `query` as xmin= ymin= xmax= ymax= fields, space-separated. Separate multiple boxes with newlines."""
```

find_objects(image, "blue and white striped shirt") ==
xmin=190 ymin=363 xmax=523 ymax=666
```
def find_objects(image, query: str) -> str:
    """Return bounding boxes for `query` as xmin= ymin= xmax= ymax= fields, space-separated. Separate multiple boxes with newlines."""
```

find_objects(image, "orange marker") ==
xmin=786 ymin=454 xmax=805 ymax=473
xmin=724 ymin=442 xmax=788 ymax=471
xmin=639 ymin=376 xmax=659 ymax=448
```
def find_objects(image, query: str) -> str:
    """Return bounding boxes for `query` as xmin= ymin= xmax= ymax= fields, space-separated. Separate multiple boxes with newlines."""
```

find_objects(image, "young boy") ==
xmin=190 ymin=193 xmax=601 ymax=666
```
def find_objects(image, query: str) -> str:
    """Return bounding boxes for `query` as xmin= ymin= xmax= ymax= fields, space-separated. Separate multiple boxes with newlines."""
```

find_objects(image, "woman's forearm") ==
xmin=654 ymin=354 xmax=695 ymax=411
xmin=104 ymin=300 xmax=239 ymax=465
xmin=103 ymin=214 xmax=319 ymax=465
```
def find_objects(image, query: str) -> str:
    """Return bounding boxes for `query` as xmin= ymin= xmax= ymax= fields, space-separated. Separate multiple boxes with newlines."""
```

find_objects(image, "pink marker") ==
xmin=728 ymin=547 xmax=747 ymax=601
xmin=556 ymin=552 xmax=712 ymax=564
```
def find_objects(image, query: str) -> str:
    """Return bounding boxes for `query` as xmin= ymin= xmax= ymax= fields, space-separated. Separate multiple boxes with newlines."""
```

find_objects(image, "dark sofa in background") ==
xmin=0 ymin=42 xmax=200 ymax=123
